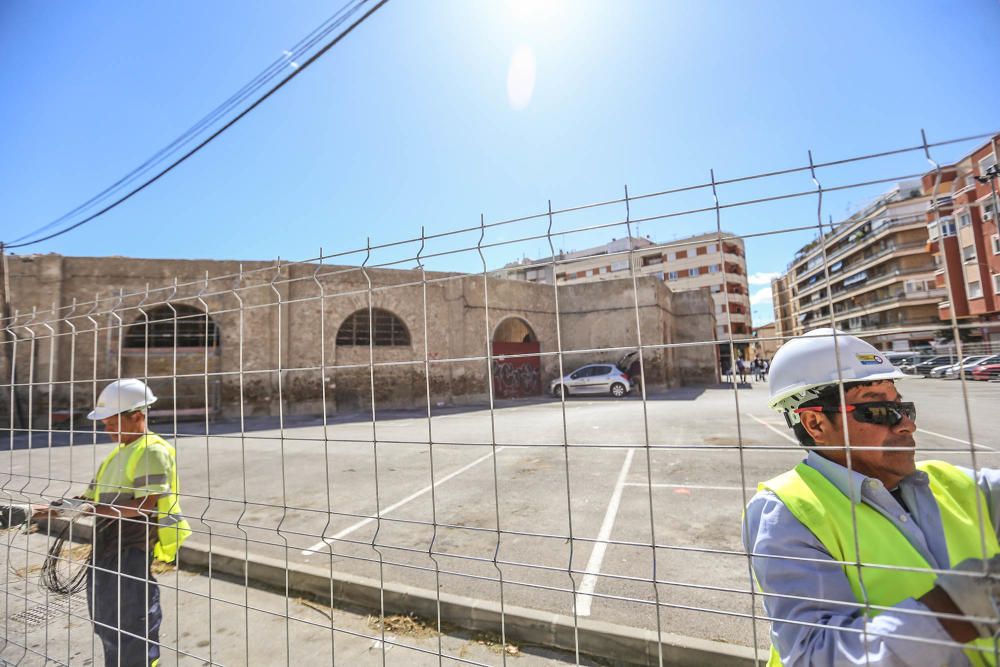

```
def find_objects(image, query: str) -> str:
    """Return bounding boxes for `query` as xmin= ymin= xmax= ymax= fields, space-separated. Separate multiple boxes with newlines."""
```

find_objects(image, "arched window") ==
xmin=336 ymin=308 xmax=410 ymax=347
xmin=124 ymin=304 xmax=220 ymax=349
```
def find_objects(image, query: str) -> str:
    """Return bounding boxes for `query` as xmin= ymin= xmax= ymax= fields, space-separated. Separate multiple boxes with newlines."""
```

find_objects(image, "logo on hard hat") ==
xmin=856 ymin=353 xmax=883 ymax=365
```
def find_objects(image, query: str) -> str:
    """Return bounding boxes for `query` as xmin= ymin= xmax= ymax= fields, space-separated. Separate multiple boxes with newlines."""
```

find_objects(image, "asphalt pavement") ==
xmin=4 ymin=376 xmax=999 ymax=658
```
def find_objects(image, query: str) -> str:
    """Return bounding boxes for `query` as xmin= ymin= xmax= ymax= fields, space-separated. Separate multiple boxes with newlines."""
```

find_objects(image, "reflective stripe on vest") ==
xmin=759 ymin=460 xmax=1000 ymax=667
xmin=123 ymin=434 xmax=191 ymax=563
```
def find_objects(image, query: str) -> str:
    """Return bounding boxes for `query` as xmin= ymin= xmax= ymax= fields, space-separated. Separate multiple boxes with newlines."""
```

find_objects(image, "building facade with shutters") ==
xmin=922 ymin=134 xmax=1000 ymax=349
xmin=1 ymin=254 xmax=719 ymax=425
xmin=773 ymin=181 xmax=943 ymax=351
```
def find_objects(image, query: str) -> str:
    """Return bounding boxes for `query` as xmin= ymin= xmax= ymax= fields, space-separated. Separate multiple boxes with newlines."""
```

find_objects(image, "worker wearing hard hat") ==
xmin=35 ymin=378 xmax=190 ymax=667
xmin=743 ymin=328 xmax=1000 ymax=667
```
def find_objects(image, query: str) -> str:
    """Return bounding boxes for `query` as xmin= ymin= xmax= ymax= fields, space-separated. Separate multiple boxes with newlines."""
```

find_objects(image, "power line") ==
xmin=10 ymin=0 xmax=365 ymax=245
xmin=5 ymin=0 xmax=390 ymax=250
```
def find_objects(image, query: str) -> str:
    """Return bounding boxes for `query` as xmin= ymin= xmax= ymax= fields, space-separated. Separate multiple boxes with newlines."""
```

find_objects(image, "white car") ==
xmin=944 ymin=355 xmax=1000 ymax=379
xmin=931 ymin=355 xmax=990 ymax=379
xmin=550 ymin=354 xmax=637 ymax=398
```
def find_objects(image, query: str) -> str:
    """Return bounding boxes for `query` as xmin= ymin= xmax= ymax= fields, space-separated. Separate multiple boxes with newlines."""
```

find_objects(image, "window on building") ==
xmin=611 ymin=260 xmax=629 ymax=272
xmin=959 ymin=213 xmax=972 ymax=228
xmin=962 ymin=244 xmax=977 ymax=263
xmin=980 ymin=153 xmax=998 ymax=178
xmin=993 ymin=235 xmax=1000 ymax=255
xmin=667 ymin=271 xmax=678 ymax=280
xmin=927 ymin=222 xmax=939 ymax=241
xmin=125 ymin=304 xmax=220 ymax=349
xmin=940 ymin=218 xmax=957 ymax=237
xmin=706 ymin=243 xmax=718 ymax=254
xmin=696 ymin=246 xmax=707 ymax=256
xmin=984 ymin=200 xmax=997 ymax=222
xmin=676 ymin=249 xmax=688 ymax=260
xmin=709 ymin=264 xmax=720 ymax=273
xmin=336 ymin=308 xmax=410 ymax=346
xmin=994 ymin=274 xmax=1000 ymax=295
xmin=688 ymin=268 xmax=698 ymax=277
xmin=641 ymin=254 xmax=663 ymax=267
xmin=968 ymin=281 xmax=983 ymax=299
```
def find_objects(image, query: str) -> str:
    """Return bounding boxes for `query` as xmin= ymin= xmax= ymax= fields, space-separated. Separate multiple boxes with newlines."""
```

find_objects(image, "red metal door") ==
xmin=491 ymin=342 xmax=541 ymax=399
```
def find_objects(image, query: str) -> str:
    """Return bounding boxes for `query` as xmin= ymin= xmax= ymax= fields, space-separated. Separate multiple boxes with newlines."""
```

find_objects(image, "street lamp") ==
xmin=974 ymin=163 xmax=1000 ymax=221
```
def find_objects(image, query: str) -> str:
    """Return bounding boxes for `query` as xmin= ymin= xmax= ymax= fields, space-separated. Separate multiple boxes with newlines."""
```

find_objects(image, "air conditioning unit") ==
xmin=985 ymin=212 xmax=995 ymax=222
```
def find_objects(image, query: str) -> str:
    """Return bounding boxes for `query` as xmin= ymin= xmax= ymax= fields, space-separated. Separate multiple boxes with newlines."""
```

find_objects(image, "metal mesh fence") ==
xmin=2 ymin=129 xmax=1000 ymax=666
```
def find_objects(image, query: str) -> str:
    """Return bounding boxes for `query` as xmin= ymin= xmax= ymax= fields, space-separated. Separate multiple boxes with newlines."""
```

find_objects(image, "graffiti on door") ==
xmin=491 ymin=342 xmax=541 ymax=399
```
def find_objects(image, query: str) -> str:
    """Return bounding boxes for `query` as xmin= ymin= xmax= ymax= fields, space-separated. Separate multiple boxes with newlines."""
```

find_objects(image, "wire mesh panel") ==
xmin=2 ymin=130 xmax=1000 ymax=666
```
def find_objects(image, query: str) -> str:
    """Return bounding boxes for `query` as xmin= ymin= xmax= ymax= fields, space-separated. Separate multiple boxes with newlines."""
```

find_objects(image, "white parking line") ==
xmin=576 ymin=447 xmax=634 ymax=617
xmin=301 ymin=447 xmax=506 ymax=556
xmin=748 ymin=413 xmax=999 ymax=453
xmin=917 ymin=428 xmax=997 ymax=452
xmin=746 ymin=413 xmax=798 ymax=444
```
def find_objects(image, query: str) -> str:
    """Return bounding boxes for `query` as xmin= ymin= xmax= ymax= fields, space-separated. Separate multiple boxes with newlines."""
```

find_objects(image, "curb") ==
xmin=41 ymin=519 xmax=763 ymax=666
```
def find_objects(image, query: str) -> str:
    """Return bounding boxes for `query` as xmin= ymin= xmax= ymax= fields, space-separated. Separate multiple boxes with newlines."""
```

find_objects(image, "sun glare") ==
xmin=506 ymin=45 xmax=536 ymax=110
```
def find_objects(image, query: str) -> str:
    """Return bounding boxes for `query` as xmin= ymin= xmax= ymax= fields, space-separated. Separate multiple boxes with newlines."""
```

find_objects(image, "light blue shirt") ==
xmin=743 ymin=451 xmax=1000 ymax=667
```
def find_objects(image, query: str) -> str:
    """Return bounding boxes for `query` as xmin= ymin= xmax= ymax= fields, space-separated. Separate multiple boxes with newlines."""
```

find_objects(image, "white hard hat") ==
xmin=87 ymin=379 xmax=157 ymax=421
xmin=768 ymin=328 xmax=905 ymax=425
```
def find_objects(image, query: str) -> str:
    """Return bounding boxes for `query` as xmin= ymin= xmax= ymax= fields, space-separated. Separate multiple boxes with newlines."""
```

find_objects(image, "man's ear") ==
xmin=799 ymin=411 xmax=834 ymax=445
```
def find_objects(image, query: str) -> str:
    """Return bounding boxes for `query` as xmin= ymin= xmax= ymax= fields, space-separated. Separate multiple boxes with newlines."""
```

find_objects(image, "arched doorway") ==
xmin=492 ymin=317 xmax=541 ymax=398
xmin=121 ymin=304 xmax=222 ymax=420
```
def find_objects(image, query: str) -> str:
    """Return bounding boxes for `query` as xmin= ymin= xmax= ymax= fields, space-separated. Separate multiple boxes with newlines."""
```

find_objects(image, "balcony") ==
xmin=792 ymin=215 xmax=928 ymax=283
xmin=794 ymin=240 xmax=931 ymax=301
xmin=843 ymin=317 xmax=943 ymax=335
xmin=722 ymin=252 xmax=747 ymax=270
xmin=927 ymin=196 xmax=953 ymax=211
xmin=797 ymin=267 xmax=936 ymax=315
xmin=723 ymin=242 xmax=744 ymax=257
xmin=831 ymin=288 xmax=947 ymax=319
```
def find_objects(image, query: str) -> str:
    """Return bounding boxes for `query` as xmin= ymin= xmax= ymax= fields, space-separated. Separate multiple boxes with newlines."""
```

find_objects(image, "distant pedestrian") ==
xmin=737 ymin=357 xmax=747 ymax=383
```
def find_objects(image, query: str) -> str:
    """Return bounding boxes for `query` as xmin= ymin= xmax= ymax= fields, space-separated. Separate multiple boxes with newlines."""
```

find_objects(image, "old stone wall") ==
xmin=1 ymin=254 xmax=718 ymax=423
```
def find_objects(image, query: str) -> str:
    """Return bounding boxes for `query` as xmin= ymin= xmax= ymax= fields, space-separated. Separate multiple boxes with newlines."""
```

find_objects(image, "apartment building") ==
xmin=774 ymin=181 xmax=943 ymax=351
xmin=922 ymin=134 xmax=1000 ymax=348
xmin=502 ymin=232 xmax=751 ymax=340
xmin=752 ymin=322 xmax=780 ymax=361
xmin=771 ymin=272 xmax=794 ymax=342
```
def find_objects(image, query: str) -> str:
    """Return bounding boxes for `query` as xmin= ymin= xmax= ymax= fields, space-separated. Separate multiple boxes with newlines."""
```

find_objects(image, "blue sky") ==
xmin=2 ymin=0 xmax=999 ymax=325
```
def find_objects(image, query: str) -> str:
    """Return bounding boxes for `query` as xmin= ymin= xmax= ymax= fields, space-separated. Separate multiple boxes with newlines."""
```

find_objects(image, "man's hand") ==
xmin=31 ymin=498 xmax=93 ymax=521
xmin=932 ymin=555 xmax=1000 ymax=639
xmin=30 ymin=504 xmax=57 ymax=521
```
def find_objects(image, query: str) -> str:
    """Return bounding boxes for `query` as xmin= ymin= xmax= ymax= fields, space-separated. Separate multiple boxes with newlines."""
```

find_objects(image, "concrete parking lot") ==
xmin=5 ymin=376 xmax=1000 ymax=655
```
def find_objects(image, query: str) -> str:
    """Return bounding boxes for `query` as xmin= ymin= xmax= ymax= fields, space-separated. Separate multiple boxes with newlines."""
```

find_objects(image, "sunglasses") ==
xmin=795 ymin=401 xmax=917 ymax=427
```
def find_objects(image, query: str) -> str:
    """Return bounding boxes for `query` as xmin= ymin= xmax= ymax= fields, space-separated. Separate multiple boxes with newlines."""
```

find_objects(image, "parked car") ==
xmin=550 ymin=356 xmax=634 ymax=398
xmin=937 ymin=355 xmax=994 ymax=379
xmin=971 ymin=363 xmax=1000 ymax=381
xmin=946 ymin=355 xmax=1000 ymax=379
xmin=884 ymin=351 xmax=921 ymax=367
xmin=928 ymin=355 xmax=986 ymax=378
xmin=906 ymin=355 xmax=954 ymax=376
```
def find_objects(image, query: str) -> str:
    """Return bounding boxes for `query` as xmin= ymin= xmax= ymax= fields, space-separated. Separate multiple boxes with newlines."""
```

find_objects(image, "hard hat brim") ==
xmin=768 ymin=367 xmax=907 ymax=411
xmin=87 ymin=396 xmax=157 ymax=421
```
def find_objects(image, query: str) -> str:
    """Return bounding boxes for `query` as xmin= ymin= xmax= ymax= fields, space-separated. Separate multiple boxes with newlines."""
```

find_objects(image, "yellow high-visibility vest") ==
xmin=760 ymin=460 xmax=1000 ymax=667
xmin=91 ymin=433 xmax=191 ymax=563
